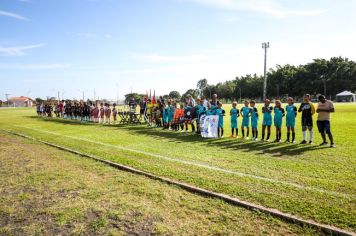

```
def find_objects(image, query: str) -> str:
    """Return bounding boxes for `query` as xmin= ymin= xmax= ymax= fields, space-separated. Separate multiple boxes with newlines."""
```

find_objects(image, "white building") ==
xmin=9 ymin=96 xmax=34 ymax=107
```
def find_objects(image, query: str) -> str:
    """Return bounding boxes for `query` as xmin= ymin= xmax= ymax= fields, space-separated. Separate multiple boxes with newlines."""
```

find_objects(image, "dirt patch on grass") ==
xmin=0 ymin=132 xmax=319 ymax=235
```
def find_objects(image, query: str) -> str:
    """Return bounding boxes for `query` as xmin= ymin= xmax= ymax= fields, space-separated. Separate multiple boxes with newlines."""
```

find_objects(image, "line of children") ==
xmin=39 ymin=96 xmax=327 ymax=145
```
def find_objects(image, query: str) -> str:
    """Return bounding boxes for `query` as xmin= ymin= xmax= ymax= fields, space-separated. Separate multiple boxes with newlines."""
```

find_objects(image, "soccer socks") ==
xmin=267 ymin=132 xmax=271 ymax=140
xmin=251 ymin=129 xmax=257 ymax=139
xmin=276 ymin=131 xmax=281 ymax=141
xmin=287 ymin=132 xmax=290 ymax=141
xmin=309 ymin=130 xmax=313 ymax=142
xmin=242 ymin=129 xmax=245 ymax=137
xmin=262 ymin=131 xmax=265 ymax=140
xmin=231 ymin=128 xmax=234 ymax=136
xmin=292 ymin=132 xmax=295 ymax=142
xmin=303 ymin=131 xmax=307 ymax=141
xmin=236 ymin=128 xmax=239 ymax=136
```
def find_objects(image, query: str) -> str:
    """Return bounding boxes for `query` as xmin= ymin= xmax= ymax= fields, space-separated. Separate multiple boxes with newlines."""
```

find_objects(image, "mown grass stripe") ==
xmin=16 ymin=125 xmax=353 ymax=199
xmin=2 ymin=129 xmax=355 ymax=236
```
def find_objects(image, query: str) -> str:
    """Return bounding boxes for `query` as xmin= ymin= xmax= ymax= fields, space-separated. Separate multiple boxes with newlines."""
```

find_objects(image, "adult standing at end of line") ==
xmin=298 ymin=94 xmax=315 ymax=144
xmin=316 ymin=95 xmax=335 ymax=148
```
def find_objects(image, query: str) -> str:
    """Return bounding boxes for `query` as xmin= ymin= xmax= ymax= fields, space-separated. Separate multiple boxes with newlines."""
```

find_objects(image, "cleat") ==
xmin=300 ymin=140 xmax=307 ymax=144
xmin=330 ymin=143 xmax=335 ymax=148
xmin=285 ymin=139 xmax=290 ymax=143
xmin=320 ymin=142 xmax=328 ymax=146
xmin=309 ymin=141 xmax=313 ymax=144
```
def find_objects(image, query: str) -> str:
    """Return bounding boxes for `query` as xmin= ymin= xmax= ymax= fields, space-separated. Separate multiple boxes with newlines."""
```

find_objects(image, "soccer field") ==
xmin=0 ymin=104 xmax=355 ymax=234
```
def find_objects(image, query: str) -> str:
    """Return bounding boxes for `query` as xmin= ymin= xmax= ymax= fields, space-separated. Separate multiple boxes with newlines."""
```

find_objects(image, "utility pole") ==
xmin=116 ymin=83 xmax=119 ymax=104
xmin=262 ymin=42 xmax=270 ymax=100
xmin=5 ymin=93 xmax=10 ymax=107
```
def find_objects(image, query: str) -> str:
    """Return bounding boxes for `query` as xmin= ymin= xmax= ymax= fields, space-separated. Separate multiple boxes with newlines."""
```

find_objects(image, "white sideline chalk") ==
xmin=16 ymin=125 xmax=354 ymax=199
xmin=2 ymin=129 xmax=355 ymax=236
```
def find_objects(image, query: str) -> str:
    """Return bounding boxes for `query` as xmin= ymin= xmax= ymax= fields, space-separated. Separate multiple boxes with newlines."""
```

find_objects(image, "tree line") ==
xmin=124 ymin=57 xmax=356 ymax=103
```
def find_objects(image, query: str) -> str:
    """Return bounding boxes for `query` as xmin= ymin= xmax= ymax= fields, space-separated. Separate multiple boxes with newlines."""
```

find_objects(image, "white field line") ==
xmin=16 ymin=125 xmax=354 ymax=199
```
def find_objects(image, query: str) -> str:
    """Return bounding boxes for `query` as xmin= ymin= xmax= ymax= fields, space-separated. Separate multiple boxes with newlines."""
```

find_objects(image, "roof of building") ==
xmin=9 ymin=96 xmax=33 ymax=101
xmin=336 ymin=91 xmax=355 ymax=96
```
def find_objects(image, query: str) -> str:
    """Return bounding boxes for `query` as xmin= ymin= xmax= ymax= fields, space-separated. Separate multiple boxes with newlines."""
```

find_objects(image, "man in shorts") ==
xmin=316 ymin=95 xmax=335 ymax=147
xmin=298 ymin=94 xmax=315 ymax=144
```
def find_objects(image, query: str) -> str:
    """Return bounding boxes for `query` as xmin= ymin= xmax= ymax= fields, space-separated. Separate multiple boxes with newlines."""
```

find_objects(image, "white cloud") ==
xmin=0 ymin=10 xmax=29 ymax=21
xmin=0 ymin=43 xmax=45 ymax=56
xmin=136 ymin=53 xmax=207 ymax=63
xmin=188 ymin=0 xmax=327 ymax=18
xmin=0 ymin=63 xmax=72 ymax=70
xmin=76 ymin=32 xmax=97 ymax=38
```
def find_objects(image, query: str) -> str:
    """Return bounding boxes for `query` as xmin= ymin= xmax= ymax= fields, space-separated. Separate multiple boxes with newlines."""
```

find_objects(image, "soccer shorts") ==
xmin=286 ymin=117 xmax=295 ymax=128
xmin=251 ymin=120 xmax=258 ymax=129
xmin=274 ymin=118 xmax=282 ymax=128
xmin=230 ymin=119 xmax=238 ymax=128
xmin=242 ymin=118 xmax=250 ymax=127
xmin=262 ymin=119 xmax=272 ymax=126
xmin=302 ymin=117 xmax=313 ymax=127
xmin=317 ymin=120 xmax=331 ymax=134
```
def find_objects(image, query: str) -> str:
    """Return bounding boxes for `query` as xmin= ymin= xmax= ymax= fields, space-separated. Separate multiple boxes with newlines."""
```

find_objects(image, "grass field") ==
xmin=0 ymin=103 xmax=355 ymax=234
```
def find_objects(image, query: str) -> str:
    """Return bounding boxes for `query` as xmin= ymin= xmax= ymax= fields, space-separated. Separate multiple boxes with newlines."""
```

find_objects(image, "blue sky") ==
xmin=1 ymin=0 xmax=356 ymax=100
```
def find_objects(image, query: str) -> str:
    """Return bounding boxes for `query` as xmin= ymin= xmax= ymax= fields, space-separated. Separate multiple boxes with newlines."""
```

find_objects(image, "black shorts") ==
xmin=301 ymin=117 xmax=313 ymax=127
xmin=317 ymin=120 xmax=331 ymax=134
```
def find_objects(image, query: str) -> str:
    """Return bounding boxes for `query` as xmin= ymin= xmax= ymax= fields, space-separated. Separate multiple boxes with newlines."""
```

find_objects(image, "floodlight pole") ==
xmin=262 ymin=42 xmax=270 ymax=100
xmin=5 ymin=93 xmax=10 ymax=107
xmin=236 ymin=87 xmax=241 ymax=102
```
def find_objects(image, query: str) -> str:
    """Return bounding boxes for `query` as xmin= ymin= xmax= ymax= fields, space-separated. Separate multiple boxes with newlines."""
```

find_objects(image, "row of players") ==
xmin=144 ymin=94 xmax=334 ymax=146
xmin=36 ymin=94 xmax=335 ymax=146
xmin=36 ymin=102 xmax=119 ymax=124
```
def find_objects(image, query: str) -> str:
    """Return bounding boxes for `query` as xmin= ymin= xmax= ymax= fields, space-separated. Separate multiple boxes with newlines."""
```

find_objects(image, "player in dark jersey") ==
xmin=298 ymin=94 xmax=315 ymax=144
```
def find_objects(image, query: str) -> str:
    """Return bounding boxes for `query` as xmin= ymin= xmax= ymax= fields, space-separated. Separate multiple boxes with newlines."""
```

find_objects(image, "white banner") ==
xmin=200 ymin=115 xmax=219 ymax=138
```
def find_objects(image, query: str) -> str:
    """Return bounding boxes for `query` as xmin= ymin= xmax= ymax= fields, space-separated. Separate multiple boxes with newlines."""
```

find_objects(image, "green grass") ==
xmin=0 ymin=103 xmax=355 ymax=233
xmin=0 ymin=132 xmax=316 ymax=235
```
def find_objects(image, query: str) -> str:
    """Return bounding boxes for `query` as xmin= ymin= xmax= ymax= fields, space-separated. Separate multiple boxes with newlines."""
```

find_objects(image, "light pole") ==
xmin=262 ymin=42 xmax=270 ymax=100
xmin=5 ymin=93 xmax=10 ymax=107
xmin=236 ymin=87 xmax=241 ymax=102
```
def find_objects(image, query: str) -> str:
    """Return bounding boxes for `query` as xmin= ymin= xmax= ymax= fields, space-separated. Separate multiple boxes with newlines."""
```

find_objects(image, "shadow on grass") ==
xmin=26 ymin=116 xmax=130 ymax=127
xmin=121 ymin=126 xmax=325 ymax=156
xmin=26 ymin=116 xmax=324 ymax=156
